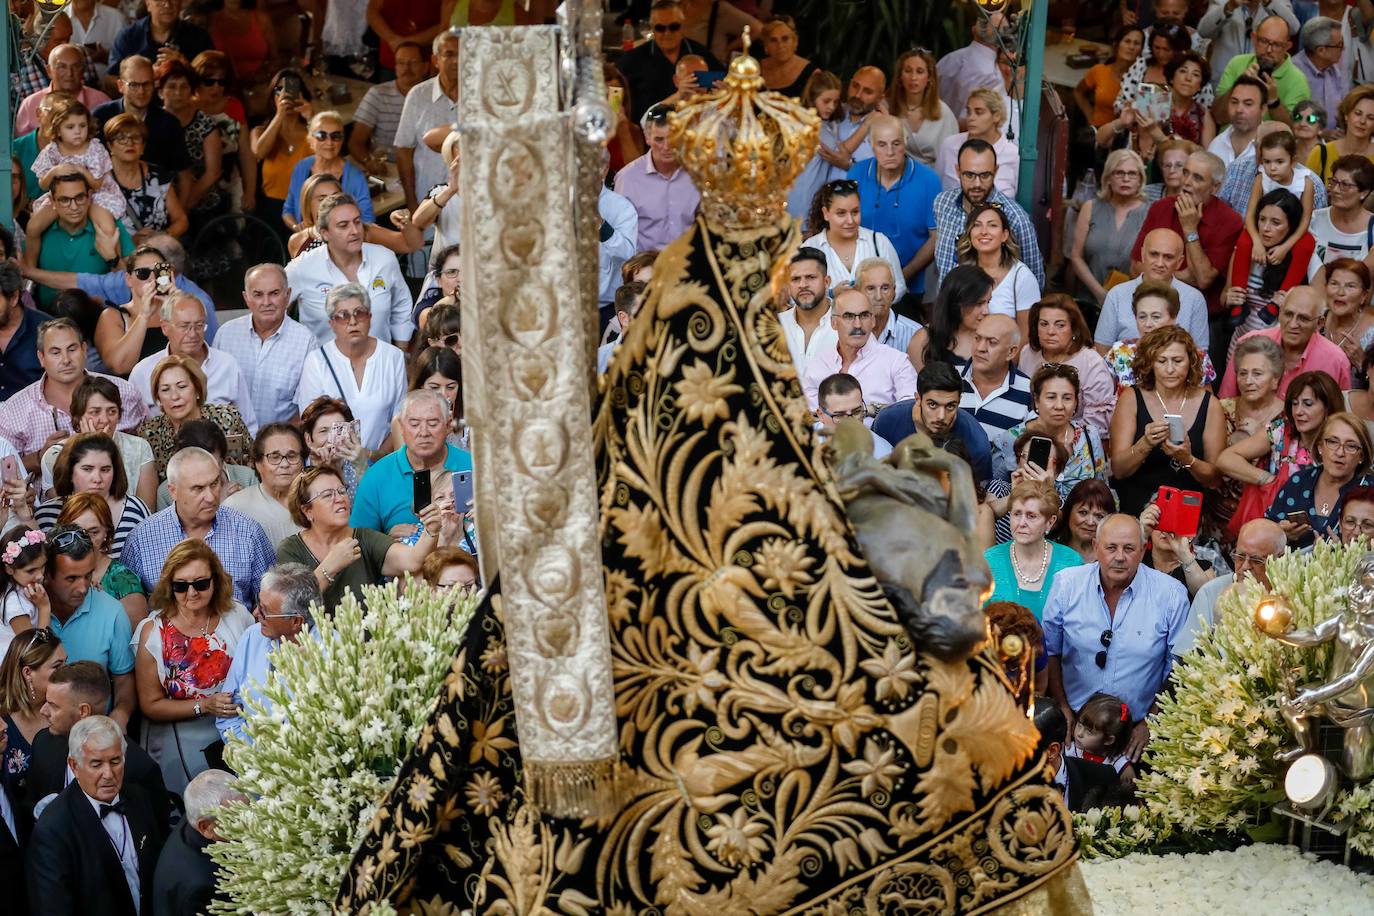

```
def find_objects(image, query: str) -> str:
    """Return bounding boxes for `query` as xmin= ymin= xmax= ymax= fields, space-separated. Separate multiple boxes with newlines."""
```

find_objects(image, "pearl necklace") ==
xmin=1011 ymin=540 xmax=1050 ymax=585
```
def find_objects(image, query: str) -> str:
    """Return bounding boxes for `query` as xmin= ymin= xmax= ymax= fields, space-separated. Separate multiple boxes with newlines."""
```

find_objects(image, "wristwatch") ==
xmin=193 ymin=701 xmax=203 ymax=717
xmin=1185 ymin=231 xmax=1200 ymax=244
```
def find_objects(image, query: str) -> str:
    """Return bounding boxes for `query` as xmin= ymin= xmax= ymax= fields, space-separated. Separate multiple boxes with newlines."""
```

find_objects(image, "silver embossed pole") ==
xmin=456 ymin=24 xmax=620 ymax=818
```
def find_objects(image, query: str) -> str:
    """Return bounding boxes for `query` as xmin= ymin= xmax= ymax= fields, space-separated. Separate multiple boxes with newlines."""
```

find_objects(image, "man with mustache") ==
xmin=801 ymin=287 xmax=917 ymax=410
xmin=1043 ymin=514 xmax=1191 ymax=763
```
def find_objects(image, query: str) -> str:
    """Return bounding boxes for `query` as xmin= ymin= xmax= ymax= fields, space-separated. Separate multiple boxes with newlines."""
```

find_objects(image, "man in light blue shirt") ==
xmin=598 ymin=177 xmax=639 ymax=307
xmin=43 ymin=525 xmax=136 ymax=730
xmin=218 ymin=564 xmax=320 ymax=744
xmin=1043 ymin=514 xmax=1190 ymax=762
xmin=213 ymin=264 xmax=318 ymax=424
xmin=351 ymin=390 xmax=473 ymax=536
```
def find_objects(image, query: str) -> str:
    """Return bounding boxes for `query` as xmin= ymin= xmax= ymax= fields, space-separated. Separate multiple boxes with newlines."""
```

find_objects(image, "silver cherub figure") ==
xmin=1260 ymin=552 xmax=1374 ymax=781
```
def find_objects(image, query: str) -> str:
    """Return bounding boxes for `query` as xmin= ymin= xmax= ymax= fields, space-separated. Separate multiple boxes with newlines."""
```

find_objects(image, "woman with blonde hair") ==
xmin=282 ymin=110 xmax=375 ymax=231
xmin=935 ymin=88 xmax=1020 ymax=196
xmin=957 ymin=202 xmax=1038 ymax=339
xmin=983 ymin=479 xmax=1083 ymax=620
xmin=1069 ymin=148 xmax=1149 ymax=302
xmin=135 ymin=354 xmax=252 ymax=478
xmin=758 ymin=15 xmax=816 ymax=97
xmin=887 ymin=48 xmax=956 ymax=166
xmin=134 ymin=539 xmax=253 ymax=792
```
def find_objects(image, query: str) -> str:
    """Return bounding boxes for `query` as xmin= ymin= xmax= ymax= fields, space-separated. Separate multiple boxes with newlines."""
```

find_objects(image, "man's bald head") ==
xmin=47 ymin=44 xmax=86 ymax=94
xmin=1235 ymin=518 xmax=1286 ymax=587
xmin=1095 ymin=513 xmax=1147 ymax=589
xmin=972 ymin=313 xmax=1019 ymax=373
xmin=1140 ymin=228 xmax=1186 ymax=281
xmin=847 ymin=66 xmax=887 ymax=115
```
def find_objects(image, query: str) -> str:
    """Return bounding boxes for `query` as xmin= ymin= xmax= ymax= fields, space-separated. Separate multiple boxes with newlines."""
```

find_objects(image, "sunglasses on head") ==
xmin=171 ymin=576 xmax=213 ymax=594
xmin=52 ymin=529 xmax=92 ymax=551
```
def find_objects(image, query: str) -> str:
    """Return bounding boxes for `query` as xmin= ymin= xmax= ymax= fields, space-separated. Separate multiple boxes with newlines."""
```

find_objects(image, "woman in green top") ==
xmin=56 ymin=491 xmax=147 ymax=628
xmin=983 ymin=479 xmax=1083 ymax=620
xmin=276 ymin=466 xmax=451 ymax=609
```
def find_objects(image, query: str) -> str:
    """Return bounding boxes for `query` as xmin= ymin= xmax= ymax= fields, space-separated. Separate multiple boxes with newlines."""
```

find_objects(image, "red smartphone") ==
xmin=1156 ymin=486 xmax=1203 ymax=538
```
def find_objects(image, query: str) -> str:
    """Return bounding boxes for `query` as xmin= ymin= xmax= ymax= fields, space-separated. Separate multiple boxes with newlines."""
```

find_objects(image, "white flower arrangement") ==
xmin=209 ymin=578 xmax=478 ymax=915
xmin=1080 ymin=844 xmax=1374 ymax=915
xmin=1076 ymin=540 xmax=1374 ymax=858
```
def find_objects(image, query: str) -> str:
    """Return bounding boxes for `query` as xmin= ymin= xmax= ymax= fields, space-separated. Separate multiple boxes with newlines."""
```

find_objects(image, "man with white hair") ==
xmin=218 ymin=563 xmax=321 ymax=743
xmin=14 ymin=44 xmax=111 ymax=134
xmin=1043 ymin=515 xmax=1191 ymax=762
xmin=1132 ymin=150 xmax=1244 ymax=328
xmin=1176 ymin=518 xmax=1287 ymax=655
xmin=213 ymin=264 xmax=318 ymax=425
xmin=855 ymin=258 xmax=922 ymax=359
xmin=26 ymin=715 xmax=167 ymax=915
xmin=127 ymin=292 xmax=258 ymax=432
xmin=351 ymin=390 xmax=472 ymax=538
xmin=121 ymin=447 xmax=276 ymax=607
xmin=152 ymin=769 xmax=244 ymax=913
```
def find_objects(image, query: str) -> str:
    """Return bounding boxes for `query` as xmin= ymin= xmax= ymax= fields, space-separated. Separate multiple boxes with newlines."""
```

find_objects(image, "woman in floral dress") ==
xmin=0 ymin=628 xmax=66 ymax=799
xmin=134 ymin=539 xmax=252 ymax=793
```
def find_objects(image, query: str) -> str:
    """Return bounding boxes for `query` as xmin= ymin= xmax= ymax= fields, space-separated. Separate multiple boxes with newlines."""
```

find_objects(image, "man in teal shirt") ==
xmin=350 ymin=390 xmax=473 ymax=537
xmin=33 ymin=173 xmax=134 ymax=308
xmin=1213 ymin=14 xmax=1310 ymax=128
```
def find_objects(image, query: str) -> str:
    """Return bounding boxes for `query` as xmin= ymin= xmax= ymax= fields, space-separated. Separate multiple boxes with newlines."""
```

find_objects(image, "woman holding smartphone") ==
xmin=1110 ymin=325 xmax=1226 ymax=516
xmin=1264 ymin=412 xmax=1374 ymax=547
xmin=992 ymin=363 xmax=1109 ymax=499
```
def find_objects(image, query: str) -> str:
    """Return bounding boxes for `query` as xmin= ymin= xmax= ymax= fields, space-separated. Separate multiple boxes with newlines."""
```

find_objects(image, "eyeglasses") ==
xmin=330 ymin=307 xmax=372 ymax=325
xmin=960 ymin=170 xmax=995 ymax=183
xmin=439 ymin=267 xmax=460 ymax=279
xmin=55 ymin=193 xmax=89 ymax=208
xmin=1254 ymin=35 xmax=1289 ymax=52
xmin=312 ymin=130 xmax=344 ymax=142
xmin=821 ymin=405 xmax=866 ymax=420
xmin=1341 ymin=516 xmax=1374 ymax=535
xmin=201 ymin=76 xmax=229 ymax=87
xmin=52 ymin=528 xmax=92 ymax=551
xmin=652 ymin=22 xmax=682 ymax=32
xmin=25 ymin=627 xmax=52 ymax=649
xmin=837 ymin=311 xmax=874 ymax=323
xmin=172 ymin=320 xmax=207 ymax=334
xmin=263 ymin=450 xmax=302 ymax=466
xmin=171 ymin=576 xmax=213 ymax=594
xmin=123 ymin=80 xmax=153 ymax=90
xmin=1328 ymin=177 xmax=1362 ymax=192
xmin=1279 ymin=309 xmax=1319 ymax=325
xmin=1322 ymin=436 xmax=1364 ymax=455
xmin=304 ymin=486 xmax=349 ymax=505
xmin=109 ymin=133 xmax=142 ymax=145
xmin=1232 ymin=549 xmax=1271 ymax=567
xmin=432 ymin=333 xmax=460 ymax=348
xmin=1095 ymin=628 xmax=1113 ymax=669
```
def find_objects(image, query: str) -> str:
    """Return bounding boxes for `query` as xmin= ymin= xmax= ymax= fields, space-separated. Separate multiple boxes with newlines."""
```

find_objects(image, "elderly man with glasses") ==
xmin=932 ymin=138 xmax=1044 ymax=286
xmin=216 ymin=564 xmax=321 ymax=743
xmin=1175 ymin=518 xmax=1288 ymax=655
xmin=13 ymin=44 xmax=111 ymax=135
xmin=1043 ymin=513 xmax=1192 ymax=763
xmin=1219 ymin=285 xmax=1350 ymax=395
xmin=801 ymin=287 xmax=918 ymax=410
xmin=1290 ymin=17 xmax=1348 ymax=129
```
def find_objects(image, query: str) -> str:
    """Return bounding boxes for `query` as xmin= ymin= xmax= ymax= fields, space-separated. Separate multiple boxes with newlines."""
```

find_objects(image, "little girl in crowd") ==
xmin=0 ymin=527 xmax=51 ymax=659
xmin=1245 ymin=131 xmax=1316 ymax=266
xmin=25 ymin=98 xmax=127 ymax=261
xmin=786 ymin=70 xmax=844 ymax=221
xmin=1060 ymin=692 xmax=1137 ymax=793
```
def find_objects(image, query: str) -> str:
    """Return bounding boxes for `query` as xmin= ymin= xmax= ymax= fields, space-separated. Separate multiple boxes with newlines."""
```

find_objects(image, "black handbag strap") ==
xmin=322 ymin=347 xmax=351 ymax=410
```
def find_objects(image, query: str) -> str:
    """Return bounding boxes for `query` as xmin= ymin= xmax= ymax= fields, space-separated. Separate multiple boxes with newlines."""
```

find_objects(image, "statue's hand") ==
xmin=1293 ymin=688 xmax=1321 ymax=710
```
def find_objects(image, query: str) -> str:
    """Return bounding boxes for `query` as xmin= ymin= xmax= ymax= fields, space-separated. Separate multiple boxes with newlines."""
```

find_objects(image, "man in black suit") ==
xmin=29 ymin=661 xmax=172 ymax=827
xmin=26 ymin=715 xmax=168 ymax=915
xmin=152 ymin=769 xmax=242 ymax=915
xmin=0 ymin=729 xmax=33 ymax=916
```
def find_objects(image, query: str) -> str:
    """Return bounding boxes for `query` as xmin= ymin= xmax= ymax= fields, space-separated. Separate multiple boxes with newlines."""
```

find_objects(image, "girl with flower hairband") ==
xmin=0 ymin=526 xmax=51 ymax=659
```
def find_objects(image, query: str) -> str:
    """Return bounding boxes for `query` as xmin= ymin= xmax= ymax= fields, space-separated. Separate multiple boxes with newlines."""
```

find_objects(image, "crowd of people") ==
xmin=3 ymin=0 xmax=1374 ymax=908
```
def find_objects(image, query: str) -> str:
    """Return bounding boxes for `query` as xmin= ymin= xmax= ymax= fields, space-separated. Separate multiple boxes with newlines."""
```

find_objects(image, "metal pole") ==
xmin=1 ymin=14 xmax=14 ymax=228
xmin=1016 ymin=0 xmax=1047 ymax=213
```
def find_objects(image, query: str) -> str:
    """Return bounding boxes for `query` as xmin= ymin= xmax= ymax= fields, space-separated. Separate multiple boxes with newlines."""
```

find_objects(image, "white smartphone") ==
xmin=1165 ymin=414 xmax=1185 ymax=445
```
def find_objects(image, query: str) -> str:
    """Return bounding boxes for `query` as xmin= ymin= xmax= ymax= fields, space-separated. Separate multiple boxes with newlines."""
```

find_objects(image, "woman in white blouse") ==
xmin=888 ymin=48 xmax=958 ymax=166
xmin=957 ymin=202 xmax=1040 ymax=340
xmin=294 ymin=282 xmax=406 ymax=454
xmin=935 ymin=88 xmax=1020 ymax=197
xmin=801 ymin=179 xmax=906 ymax=300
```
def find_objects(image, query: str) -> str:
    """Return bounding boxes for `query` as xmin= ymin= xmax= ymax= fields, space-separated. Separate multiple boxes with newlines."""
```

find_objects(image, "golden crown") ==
xmin=668 ymin=29 xmax=820 ymax=230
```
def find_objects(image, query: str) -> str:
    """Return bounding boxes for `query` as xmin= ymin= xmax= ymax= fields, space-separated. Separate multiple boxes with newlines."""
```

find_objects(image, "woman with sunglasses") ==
xmin=192 ymin=50 xmax=257 ymax=216
xmin=277 ymin=465 xmax=448 ymax=608
xmin=993 ymin=363 xmax=1110 ymax=499
xmin=156 ymin=58 xmax=224 ymax=221
xmin=92 ymin=247 xmax=175 ymax=376
xmin=281 ymin=110 xmax=375 ymax=233
xmin=1018 ymin=295 xmax=1116 ymax=436
xmin=294 ymin=283 xmax=407 ymax=453
xmin=104 ymin=115 xmax=188 ymax=238
xmin=801 ymin=180 xmax=906 ymax=299
xmin=1306 ymin=85 xmax=1374 ymax=182
xmin=0 ymin=627 xmax=66 ymax=796
xmin=1291 ymin=99 xmax=1326 ymax=168
xmin=1265 ymin=412 xmax=1374 ymax=546
xmin=134 ymin=538 xmax=252 ymax=792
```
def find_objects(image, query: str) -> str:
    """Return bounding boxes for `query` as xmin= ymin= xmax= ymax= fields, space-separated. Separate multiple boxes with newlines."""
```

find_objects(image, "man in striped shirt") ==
xmin=960 ymin=314 xmax=1033 ymax=440
xmin=856 ymin=258 xmax=921 ymax=366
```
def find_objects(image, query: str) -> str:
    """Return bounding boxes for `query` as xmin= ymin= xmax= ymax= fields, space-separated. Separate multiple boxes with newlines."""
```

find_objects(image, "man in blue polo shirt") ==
xmin=43 ymin=525 xmax=136 ymax=730
xmin=32 ymin=173 xmax=134 ymax=308
xmin=848 ymin=115 xmax=941 ymax=298
xmin=351 ymin=390 xmax=473 ymax=537
xmin=0 ymin=262 xmax=52 ymax=401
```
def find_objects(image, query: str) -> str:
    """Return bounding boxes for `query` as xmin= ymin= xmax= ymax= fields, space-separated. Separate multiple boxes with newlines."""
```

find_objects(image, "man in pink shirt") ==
xmin=14 ymin=45 xmax=111 ymax=135
xmin=1218 ymin=286 xmax=1350 ymax=397
xmin=802 ymin=287 xmax=918 ymax=409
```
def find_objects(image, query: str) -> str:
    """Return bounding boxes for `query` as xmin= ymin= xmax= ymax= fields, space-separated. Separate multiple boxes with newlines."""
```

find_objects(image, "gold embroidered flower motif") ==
xmin=842 ymin=738 xmax=904 ymax=797
xmin=407 ymin=773 xmax=436 ymax=811
xmin=675 ymin=359 xmax=742 ymax=424
xmin=752 ymin=537 xmax=815 ymax=598
xmin=464 ymin=771 xmax=506 ymax=816
xmin=469 ymin=717 xmax=517 ymax=766
xmin=480 ymin=642 xmax=508 ymax=673
xmin=681 ymin=642 xmax=727 ymax=713
xmin=859 ymin=640 xmax=921 ymax=702
xmin=704 ymin=808 xmax=770 ymax=868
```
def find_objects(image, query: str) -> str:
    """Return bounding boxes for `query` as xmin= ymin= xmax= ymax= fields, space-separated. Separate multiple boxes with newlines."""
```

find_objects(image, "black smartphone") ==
xmin=1027 ymin=436 xmax=1053 ymax=471
xmin=1285 ymin=510 xmax=1311 ymax=525
xmin=413 ymin=469 xmax=432 ymax=514
xmin=280 ymin=72 xmax=305 ymax=103
xmin=451 ymin=470 xmax=474 ymax=513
